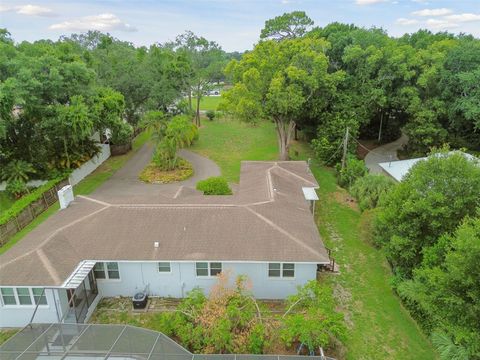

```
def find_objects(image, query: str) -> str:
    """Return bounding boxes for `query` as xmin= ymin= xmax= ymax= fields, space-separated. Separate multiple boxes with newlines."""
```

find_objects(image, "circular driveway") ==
xmin=92 ymin=143 xmax=220 ymax=201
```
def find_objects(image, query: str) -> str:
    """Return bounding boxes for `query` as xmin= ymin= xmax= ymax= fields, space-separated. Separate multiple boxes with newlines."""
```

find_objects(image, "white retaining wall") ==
xmin=68 ymin=144 xmax=111 ymax=186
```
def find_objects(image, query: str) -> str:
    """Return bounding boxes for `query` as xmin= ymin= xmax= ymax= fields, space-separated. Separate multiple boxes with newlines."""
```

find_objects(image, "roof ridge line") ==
xmin=274 ymin=165 xmax=318 ymax=187
xmin=0 ymin=204 xmax=111 ymax=270
xmin=244 ymin=206 xmax=324 ymax=259
xmin=37 ymin=248 xmax=62 ymax=285
xmin=173 ymin=186 xmax=184 ymax=199
xmin=115 ymin=203 xmax=238 ymax=208
xmin=77 ymin=195 xmax=111 ymax=206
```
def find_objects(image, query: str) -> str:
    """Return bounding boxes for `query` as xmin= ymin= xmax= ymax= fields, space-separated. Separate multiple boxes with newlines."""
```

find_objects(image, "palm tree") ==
xmin=1 ymin=160 xmax=36 ymax=183
xmin=432 ymin=332 xmax=469 ymax=360
xmin=140 ymin=111 xmax=169 ymax=144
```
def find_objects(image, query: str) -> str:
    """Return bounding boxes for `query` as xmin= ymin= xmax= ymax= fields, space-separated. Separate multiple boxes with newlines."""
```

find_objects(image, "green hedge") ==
xmin=196 ymin=176 xmax=232 ymax=195
xmin=0 ymin=177 xmax=65 ymax=226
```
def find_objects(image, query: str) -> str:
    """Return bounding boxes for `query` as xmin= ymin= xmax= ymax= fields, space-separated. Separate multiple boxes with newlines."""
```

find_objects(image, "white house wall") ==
xmin=0 ymin=289 xmax=62 ymax=328
xmin=97 ymin=261 xmax=317 ymax=300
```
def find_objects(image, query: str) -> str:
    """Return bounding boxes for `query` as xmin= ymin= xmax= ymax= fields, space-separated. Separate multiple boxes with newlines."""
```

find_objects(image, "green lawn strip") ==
xmin=193 ymin=96 xmax=222 ymax=111
xmin=0 ymin=132 xmax=150 ymax=254
xmin=0 ymin=191 xmax=14 ymax=213
xmin=310 ymin=164 xmax=436 ymax=360
xmin=0 ymin=329 xmax=18 ymax=345
xmin=190 ymin=119 xmax=278 ymax=182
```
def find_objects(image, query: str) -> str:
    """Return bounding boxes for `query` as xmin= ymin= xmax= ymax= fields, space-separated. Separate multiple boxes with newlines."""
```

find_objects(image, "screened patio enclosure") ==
xmin=0 ymin=323 xmax=335 ymax=360
xmin=60 ymin=261 xmax=99 ymax=324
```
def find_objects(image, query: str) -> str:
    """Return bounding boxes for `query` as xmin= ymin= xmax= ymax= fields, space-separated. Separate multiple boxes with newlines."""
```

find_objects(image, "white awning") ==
xmin=302 ymin=187 xmax=319 ymax=201
xmin=62 ymin=260 xmax=96 ymax=289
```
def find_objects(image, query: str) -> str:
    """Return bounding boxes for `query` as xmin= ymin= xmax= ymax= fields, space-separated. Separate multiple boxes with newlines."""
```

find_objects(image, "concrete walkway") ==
xmin=364 ymin=133 xmax=409 ymax=174
xmin=92 ymin=143 xmax=220 ymax=200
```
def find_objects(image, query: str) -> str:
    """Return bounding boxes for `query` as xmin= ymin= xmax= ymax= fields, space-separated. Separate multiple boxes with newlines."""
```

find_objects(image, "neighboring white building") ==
xmin=0 ymin=161 xmax=332 ymax=328
xmin=378 ymin=151 xmax=477 ymax=182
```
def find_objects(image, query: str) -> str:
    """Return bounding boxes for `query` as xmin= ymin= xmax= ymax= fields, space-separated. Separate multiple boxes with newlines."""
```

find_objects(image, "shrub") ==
xmin=0 ymin=177 xmax=65 ymax=226
xmin=157 ymin=274 xmax=267 ymax=354
xmin=110 ymin=121 xmax=133 ymax=145
xmin=196 ymin=176 xmax=232 ymax=195
xmin=350 ymin=174 xmax=395 ymax=211
xmin=335 ymin=156 xmax=368 ymax=188
xmin=280 ymin=281 xmax=346 ymax=353
xmin=206 ymin=110 xmax=216 ymax=121
xmin=5 ymin=179 xmax=28 ymax=198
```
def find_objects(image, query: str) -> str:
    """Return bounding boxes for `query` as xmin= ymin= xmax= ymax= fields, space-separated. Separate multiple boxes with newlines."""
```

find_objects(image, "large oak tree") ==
xmin=223 ymin=37 xmax=342 ymax=160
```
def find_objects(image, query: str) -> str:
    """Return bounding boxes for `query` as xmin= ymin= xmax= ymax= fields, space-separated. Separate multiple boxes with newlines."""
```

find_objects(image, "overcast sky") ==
xmin=1 ymin=0 xmax=479 ymax=52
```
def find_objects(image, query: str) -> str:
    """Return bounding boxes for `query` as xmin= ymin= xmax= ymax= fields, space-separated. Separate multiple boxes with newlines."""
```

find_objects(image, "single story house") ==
xmin=378 ymin=151 xmax=477 ymax=182
xmin=0 ymin=161 xmax=332 ymax=328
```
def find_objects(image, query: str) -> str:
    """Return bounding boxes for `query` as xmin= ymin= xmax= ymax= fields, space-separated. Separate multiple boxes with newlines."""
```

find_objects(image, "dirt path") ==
xmin=364 ymin=133 xmax=409 ymax=174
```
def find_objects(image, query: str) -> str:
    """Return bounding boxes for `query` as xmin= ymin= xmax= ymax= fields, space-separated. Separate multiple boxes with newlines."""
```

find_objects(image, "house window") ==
xmin=210 ymin=262 xmax=222 ymax=276
xmin=94 ymin=262 xmax=120 ymax=280
xmin=158 ymin=262 xmax=171 ymax=273
xmin=1 ymin=288 xmax=16 ymax=305
xmin=196 ymin=262 xmax=208 ymax=276
xmin=93 ymin=263 xmax=106 ymax=279
xmin=17 ymin=288 xmax=32 ymax=305
xmin=268 ymin=263 xmax=295 ymax=278
xmin=107 ymin=262 xmax=120 ymax=279
xmin=268 ymin=263 xmax=281 ymax=277
xmin=32 ymin=288 xmax=47 ymax=305
xmin=282 ymin=263 xmax=295 ymax=278
xmin=196 ymin=262 xmax=222 ymax=277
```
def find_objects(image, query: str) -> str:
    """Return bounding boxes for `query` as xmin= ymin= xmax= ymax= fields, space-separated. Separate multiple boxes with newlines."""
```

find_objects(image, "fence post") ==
xmin=14 ymin=216 xmax=20 ymax=231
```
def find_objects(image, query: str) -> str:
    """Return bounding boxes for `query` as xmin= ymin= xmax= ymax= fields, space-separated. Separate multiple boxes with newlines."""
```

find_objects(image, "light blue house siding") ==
xmin=0 ymin=261 xmax=318 ymax=328
xmin=97 ymin=261 xmax=317 ymax=299
xmin=0 ymin=288 xmax=66 ymax=328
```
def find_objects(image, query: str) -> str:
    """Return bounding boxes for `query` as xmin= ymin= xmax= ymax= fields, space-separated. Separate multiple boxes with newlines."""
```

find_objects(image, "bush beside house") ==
xmin=196 ymin=176 xmax=232 ymax=195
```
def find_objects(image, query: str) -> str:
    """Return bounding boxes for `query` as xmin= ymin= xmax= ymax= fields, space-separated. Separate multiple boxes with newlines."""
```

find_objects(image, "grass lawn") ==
xmin=0 ymin=132 xmax=150 ymax=255
xmin=0 ymin=191 xmax=14 ymax=214
xmin=0 ymin=329 xmax=18 ymax=346
xmin=193 ymin=96 xmax=222 ymax=111
xmin=190 ymin=118 xmax=278 ymax=182
xmin=189 ymin=119 xmax=437 ymax=360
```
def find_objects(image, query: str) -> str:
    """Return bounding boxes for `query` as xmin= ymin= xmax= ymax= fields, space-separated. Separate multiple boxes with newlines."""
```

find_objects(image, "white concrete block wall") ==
xmin=68 ymin=144 xmax=111 ymax=186
xmin=97 ymin=261 xmax=317 ymax=300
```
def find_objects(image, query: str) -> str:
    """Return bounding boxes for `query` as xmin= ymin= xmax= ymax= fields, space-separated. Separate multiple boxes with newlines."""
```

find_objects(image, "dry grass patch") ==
xmin=139 ymin=158 xmax=193 ymax=184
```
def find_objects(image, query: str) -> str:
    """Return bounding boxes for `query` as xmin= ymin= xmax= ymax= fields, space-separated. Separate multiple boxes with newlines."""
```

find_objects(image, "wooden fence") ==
xmin=0 ymin=179 xmax=70 ymax=247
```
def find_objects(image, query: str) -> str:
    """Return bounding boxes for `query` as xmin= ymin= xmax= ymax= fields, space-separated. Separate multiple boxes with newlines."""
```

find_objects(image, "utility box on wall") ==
xmin=58 ymin=184 xmax=74 ymax=210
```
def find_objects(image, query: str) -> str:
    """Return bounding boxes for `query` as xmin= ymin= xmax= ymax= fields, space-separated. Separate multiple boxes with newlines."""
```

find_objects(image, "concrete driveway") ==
xmin=92 ymin=143 xmax=220 ymax=201
xmin=365 ymin=133 xmax=409 ymax=174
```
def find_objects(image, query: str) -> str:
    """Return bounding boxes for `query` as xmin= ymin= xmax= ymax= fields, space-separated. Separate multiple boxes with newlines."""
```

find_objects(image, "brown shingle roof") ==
xmin=0 ymin=161 xmax=329 ymax=286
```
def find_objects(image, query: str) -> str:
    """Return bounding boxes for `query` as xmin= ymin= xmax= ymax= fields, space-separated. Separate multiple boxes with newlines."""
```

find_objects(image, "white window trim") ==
xmin=1 ymin=287 xmax=49 ymax=308
xmin=94 ymin=262 xmax=121 ymax=281
xmin=158 ymin=262 xmax=172 ymax=274
xmin=195 ymin=262 xmax=222 ymax=278
xmin=268 ymin=263 xmax=296 ymax=280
